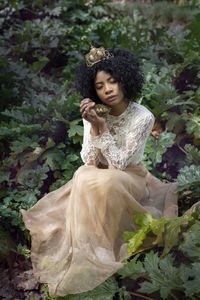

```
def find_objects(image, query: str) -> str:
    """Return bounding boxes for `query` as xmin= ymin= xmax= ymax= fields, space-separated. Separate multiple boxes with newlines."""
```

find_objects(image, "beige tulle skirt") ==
xmin=21 ymin=163 xmax=178 ymax=297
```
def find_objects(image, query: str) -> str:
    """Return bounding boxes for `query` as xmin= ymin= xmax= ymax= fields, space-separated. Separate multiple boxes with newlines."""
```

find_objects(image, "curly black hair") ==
xmin=75 ymin=48 xmax=144 ymax=103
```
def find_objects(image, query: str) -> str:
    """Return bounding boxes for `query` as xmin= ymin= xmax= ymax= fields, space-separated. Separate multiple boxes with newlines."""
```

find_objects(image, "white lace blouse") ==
xmin=80 ymin=102 xmax=155 ymax=170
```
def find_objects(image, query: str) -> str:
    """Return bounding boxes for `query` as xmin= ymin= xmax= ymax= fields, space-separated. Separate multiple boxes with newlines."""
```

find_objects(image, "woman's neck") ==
xmin=110 ymin=101 xmax=129 ymax=116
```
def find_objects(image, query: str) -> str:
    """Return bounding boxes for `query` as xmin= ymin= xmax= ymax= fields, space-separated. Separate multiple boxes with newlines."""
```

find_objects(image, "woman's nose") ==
xmin=105 ymin=83 xmax=112 ymax=94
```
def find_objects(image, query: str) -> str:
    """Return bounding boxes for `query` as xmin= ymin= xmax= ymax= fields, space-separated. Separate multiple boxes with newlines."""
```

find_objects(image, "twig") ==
xmin=178 ymin=145 xmax=198 ymax=165
xmin=189 ymin=296 xmax=197 ymax=300
xmin=178 ymin=190 xmax=193 ymax=200
xmin=130 ymin=292 xmax=154 ymax=300
xmin=170 ymin=292 xmax=179 ymax=300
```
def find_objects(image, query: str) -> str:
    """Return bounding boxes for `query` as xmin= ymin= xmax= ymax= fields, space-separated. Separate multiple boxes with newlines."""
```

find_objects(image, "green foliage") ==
xmin=117 ymin=210 xmax=200 ymax=299
xmin=180 ymin=221 xmax=200 ymax=261
xmin=57 ymin=277 xmax=119 ymax=300
xmin=184 ymin=143 xmax=200 ymax=165
xmin=0 ymin=86 xmax=83 ymax=232
xmin=123 ymin=212 xmax=196 ymax=257
xmin=185 ymin=112 xmax=200 ymax=139
xmin=40 ymin=284 xmax=56 ymax=300
xmin=55 ymin=276 xmax=133 ymax=300
xmin=0 ymin=1 xmax=200 ymax=299
xmin=138 ymin=252 xmax=183 ymax=299
xmin=142 ymin=131 xmax=176 ymax=172
xmin=136 ymin=251 xmax=200 ymax=299
xmin=0 ymin=226 xmax=16 ymax=258
xmin=185 ymin=13 xmax=200 ymax=50
xmin=123 ymin=213 xmax=154 ymax=255
xmin=177 ymin=164 xmax=200 ymax=192
xmin=120 ymin=1 xmax=199 ymax=24
xmin=17 ymin=243 xmax=31 ymax=260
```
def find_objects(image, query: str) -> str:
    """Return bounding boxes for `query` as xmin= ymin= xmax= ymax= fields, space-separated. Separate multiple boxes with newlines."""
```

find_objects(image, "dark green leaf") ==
xmin=180 ymin=222 xmax=200 ymax=260
xmin=117 ymin=255 xmax=145 ymax=280
xmin=57 ymin=277 xmax=119 ymax=300
xmin=184 ymin=144 xmax=200 ymax=165
xmin=177 ymin=165 xmax=200 ymax=192
xmin=183 ymin=263 xmax=200 ymax=296
xmin=162 ymin=215 xmax=194 ymax=256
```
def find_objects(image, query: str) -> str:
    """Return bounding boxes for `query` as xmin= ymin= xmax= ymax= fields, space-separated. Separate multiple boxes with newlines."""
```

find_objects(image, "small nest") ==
xmin=92 ymin=104 xmax=111 ymax=116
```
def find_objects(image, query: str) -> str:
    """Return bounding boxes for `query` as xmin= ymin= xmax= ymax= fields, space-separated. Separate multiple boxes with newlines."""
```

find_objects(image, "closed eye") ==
xmin=95 ymin=78 xmax=117 ymax=89
xmin=95 ymin=85 xmax=103 ymax=90
xmin=109 ymin=79 xmax=117 ymax=84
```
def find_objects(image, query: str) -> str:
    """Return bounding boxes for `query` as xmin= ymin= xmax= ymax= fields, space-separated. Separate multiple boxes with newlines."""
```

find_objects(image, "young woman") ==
xmin=21 ymin=47 xmax=178 ymax=297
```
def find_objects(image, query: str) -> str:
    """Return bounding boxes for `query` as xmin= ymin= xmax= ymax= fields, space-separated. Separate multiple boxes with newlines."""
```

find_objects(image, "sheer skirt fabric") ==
xmin=21 ymin=163 xmax=178 ymax=297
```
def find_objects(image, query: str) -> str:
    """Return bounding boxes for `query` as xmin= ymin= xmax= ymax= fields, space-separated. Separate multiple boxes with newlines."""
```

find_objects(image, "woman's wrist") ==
xmin=90 ymin=126 xmax=99 ymax=136
xmin=99 ymin=124 xmax=108 ymax=135
xmin=90 ymin=124 xmax=108 ymax=137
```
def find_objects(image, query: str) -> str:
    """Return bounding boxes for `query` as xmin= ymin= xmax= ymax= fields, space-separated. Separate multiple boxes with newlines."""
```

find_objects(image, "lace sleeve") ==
xmin=80 ymin=119 xmax=100 ymax=166
xmin=91 ymin=112 xmax=154 ymax=170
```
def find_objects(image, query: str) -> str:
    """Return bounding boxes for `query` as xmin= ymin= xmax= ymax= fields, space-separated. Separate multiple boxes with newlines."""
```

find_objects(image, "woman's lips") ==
xmin=106 ymin=95 xmax=117 ymax=102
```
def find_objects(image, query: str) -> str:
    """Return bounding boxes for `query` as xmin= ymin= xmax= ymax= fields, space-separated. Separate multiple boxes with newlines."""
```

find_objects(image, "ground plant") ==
xmin=0 ymin=0 xmax=200 ymax=299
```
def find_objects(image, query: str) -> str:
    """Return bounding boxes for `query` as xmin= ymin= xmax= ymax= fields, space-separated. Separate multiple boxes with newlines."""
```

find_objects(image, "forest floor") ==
xmin=0 ymin=259 xmax=44 ymax=300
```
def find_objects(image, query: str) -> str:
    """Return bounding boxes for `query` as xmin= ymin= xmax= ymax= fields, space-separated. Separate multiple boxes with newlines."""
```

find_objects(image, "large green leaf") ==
xmin=10 ymin=135 xmax=41 ymax=154
xmin=57 ymin=277 xmax=119 ymax=300
xmin=117 ymin=254 xmax=145 ymax=280
xmin=42 ymin=148 xmax=66 ymax=171
xmin=30 ymin=56 xmax=49 ymax=74
xmin=177 ymin=164 xmax=200 ymax=192
xmin=142 ymin=131 xmax=176 ymax=170
xmin=0 ymin=122 xmax=41 ymax=139
xmin=179 ymin=221 xmax=200 ymax=261
xmin=165 ymin=111 xmax=185 ymax=133
xmin=184 ymin=144 xmax=200 ymax=165
xmin=183 ymin=263 xmax=200 ymax=297
xmin=16 ymin=162 xmax=49 ymax=189
xmin=139 ymin=251 xmax=182 ymax=299
xmin=125 ymin=212 xmax=196 ymax=257
xmin=161 ymin=214 xmax=193 ymax=256
xmin=68 ymin=119 xmax=83 ymax=138
xmin=186 ymin=114 xmax=200 ymax=139
xmin=150 ymin=217 xmax=167 ymax=245
xmin=123 ymin=213 xmax=153 ymax=255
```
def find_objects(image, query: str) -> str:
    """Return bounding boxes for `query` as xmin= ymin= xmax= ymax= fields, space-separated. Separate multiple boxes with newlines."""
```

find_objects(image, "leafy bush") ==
xmin=118 ymin=210 xmax=200 ymax=299
xmin=0 ymin=86 xmax=83 ymax=231
xmin=0 ymin=0 xmax=122 ymax=261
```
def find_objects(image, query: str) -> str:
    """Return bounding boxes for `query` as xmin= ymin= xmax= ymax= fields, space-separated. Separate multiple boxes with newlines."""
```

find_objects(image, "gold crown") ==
xmin=85 ymin=46 xmax=114 ymax=67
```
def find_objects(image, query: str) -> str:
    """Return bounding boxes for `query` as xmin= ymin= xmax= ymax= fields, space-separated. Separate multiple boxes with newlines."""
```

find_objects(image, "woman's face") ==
xmin=94 ymin=71 xmax=126 ymax=108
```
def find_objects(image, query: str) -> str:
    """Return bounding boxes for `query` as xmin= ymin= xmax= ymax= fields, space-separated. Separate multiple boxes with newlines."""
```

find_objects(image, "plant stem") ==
xmin=190 ymin=296 xmax=197 ymax=300
xmin=130 ymin=292 xmax=154 ymax=300
xmin=170 ymin=292 xmax=179 ymax=300
xmin=178 ymin=145 xmax=199 ymax=165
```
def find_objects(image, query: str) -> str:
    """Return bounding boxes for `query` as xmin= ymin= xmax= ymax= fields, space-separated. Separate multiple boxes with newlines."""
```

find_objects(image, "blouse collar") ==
xmin=107 ymin=101 xmax=134 ymax=120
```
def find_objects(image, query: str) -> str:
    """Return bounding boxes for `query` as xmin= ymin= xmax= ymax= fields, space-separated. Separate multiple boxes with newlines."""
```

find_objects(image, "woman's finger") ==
xmin=80 ymin=102 xmax=89 ymax=113
xmin=80 ymin=102 xmax=95 ymax=114
xmin=80 ymin=98 xmax=92 ymax=107
xmin=82 ymin=109 xmax=94 ymax=122
xmin=81 ymin=98 xmax=91 ymax=103
xmin=84 ymin=103 xmax=95 ymax=114
xmin=88 ymin=108 xmax=97 ymax=117
xmin=80 ymin=99 xmax=90 ymax=111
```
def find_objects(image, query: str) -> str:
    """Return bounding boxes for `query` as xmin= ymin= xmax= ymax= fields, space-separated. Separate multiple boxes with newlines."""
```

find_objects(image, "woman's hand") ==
xmin=80 ymin=98 xmax=95 ymax=120
xmin=80 ymin=98 xmax=108 ymax=135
